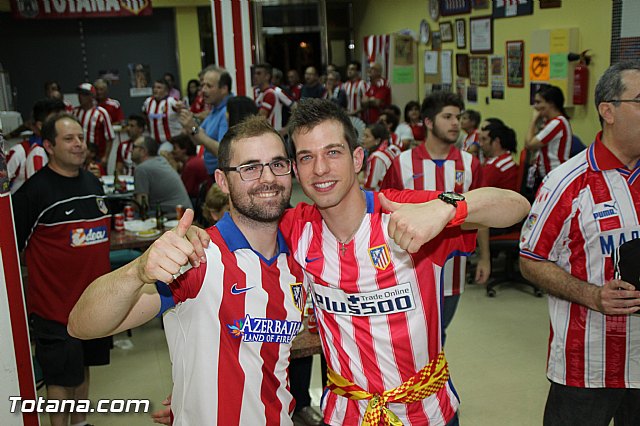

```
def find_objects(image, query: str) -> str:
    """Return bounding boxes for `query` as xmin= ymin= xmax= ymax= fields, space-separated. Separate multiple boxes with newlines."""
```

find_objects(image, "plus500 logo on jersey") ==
xmin=313 ymin=282 xmax=416 ymax=316
xmin=70 ymin=226 xmax=108 ymax=247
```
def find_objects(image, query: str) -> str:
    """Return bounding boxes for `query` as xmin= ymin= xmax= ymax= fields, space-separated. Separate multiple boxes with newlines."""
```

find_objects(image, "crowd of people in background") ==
xmin=9 ymin=56 xmax=640 ymax=426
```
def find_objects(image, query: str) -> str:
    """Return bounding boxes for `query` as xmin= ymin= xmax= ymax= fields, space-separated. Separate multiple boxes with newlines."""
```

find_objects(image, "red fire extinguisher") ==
xmin=573 ymin=51 xmax=590 ymax=105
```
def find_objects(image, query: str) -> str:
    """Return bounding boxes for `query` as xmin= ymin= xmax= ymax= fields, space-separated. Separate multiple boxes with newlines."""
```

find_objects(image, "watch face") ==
xmin=420 ymin=19 xmax=430 ymax=44
xmin=444 ymin=192 xmax=465 ymax=201
xmin=429 ymin=0 xmax=440 ymax=21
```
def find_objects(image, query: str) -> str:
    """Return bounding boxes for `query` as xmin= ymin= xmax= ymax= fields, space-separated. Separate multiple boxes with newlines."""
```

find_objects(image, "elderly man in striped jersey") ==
xmin=520 ymin=61 xmax=640 ymax=426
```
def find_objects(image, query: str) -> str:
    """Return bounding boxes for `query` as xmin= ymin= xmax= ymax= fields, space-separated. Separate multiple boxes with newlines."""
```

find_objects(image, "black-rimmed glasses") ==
xmin=220 ymin=159 xmax=292 ymax=181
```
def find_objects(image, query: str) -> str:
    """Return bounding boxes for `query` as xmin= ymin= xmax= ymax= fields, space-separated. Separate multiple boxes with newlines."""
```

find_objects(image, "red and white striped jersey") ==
xmin=286 ymin=84 xmax=302 ymax=102
xmin=364 ymin=144 xmax=401 ymax=191
xmin=520 ymin=134 xmax=640 ymax=389
xmin=381 ymin=144 xmax=482 ymax=296
xmin=342 ymin=78 xmax=367 ymax=115
xmin=254 ymin=86 xmax=293 ymax=131
xmin=142 ymin=96 xmax=182 ymax=144
xmin=116 ymin=140 xmax=135 ymax=176
xmin=161 ymin=214 xmax=305 ymax=425
xmin=534 ymin=115 xmax=572 ymax=178
xmin=73 ymin=106 xmax=115 ymax=158
xmin=481 ymin=152 xmax=517 ymax=191
xmin=280 ymin=190 xmax=477 ymax=426
xmin=363 ymin=78 xmax=391 ymax=124
xmin=98 ymin=97 xmax=125 ymax=124
xmin=25 ymin=145 xmax=48 ymax=179
xmin=462 ymin=129 xmax=479 ymax=152
xmin=6 ymin=140 xmax=31 ymax=194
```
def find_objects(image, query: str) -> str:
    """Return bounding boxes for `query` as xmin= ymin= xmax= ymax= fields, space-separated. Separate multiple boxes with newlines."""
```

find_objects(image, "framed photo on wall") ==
xmin=440 ymin=22 xmax=454 ymax=42
xmin=456 ymin=53 xmax=470 ymax=77
xmin=469 ymin=56 xmax=488 ymax=86
xmin=492 ymin=0 xmax=533 ymax=18
xmin=469 ymin=16 xmax=493 ymax=54
xmin=506 ymin=40 xmax=525 ymax=87
xmin=440 ymin=0 xmax=472 ymax=16
xmin=455 ymin=19 xmax=466 ymax=49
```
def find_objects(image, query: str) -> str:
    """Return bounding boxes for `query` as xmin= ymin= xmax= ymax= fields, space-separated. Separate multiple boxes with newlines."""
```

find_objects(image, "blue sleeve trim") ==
xmin=155 ymin=281 xmax=175 ymax=317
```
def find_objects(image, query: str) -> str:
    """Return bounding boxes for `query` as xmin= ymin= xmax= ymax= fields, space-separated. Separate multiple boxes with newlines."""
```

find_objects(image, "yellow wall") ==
xmin=156 ymin=0 xmax=209 ymax=96
xmin=353 ymin=0 xmax=612 ymax=148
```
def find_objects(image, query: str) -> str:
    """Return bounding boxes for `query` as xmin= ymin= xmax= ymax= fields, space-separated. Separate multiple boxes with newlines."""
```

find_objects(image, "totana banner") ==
xmin=10 ymin=0 xmax=152 ymax=19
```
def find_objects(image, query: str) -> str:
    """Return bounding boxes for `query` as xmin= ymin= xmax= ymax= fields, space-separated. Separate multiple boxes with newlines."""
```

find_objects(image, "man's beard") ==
xmin=229 ymin=183 xmax=291 ymax=223
xmin=431 ymin=123 xmax=459 ymax=145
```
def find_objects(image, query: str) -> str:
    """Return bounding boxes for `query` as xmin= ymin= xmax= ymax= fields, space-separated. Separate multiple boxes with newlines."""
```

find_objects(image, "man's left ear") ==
xmin=353 ymin=146 xmax=365 ymax=173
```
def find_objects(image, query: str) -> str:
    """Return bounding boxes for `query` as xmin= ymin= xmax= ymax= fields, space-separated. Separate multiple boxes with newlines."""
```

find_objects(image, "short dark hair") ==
xmin=142 ymin=136 xmax=159 ymax=156
xmin=485 ymin=123 xmax=517 ymax=152
xmin=403 ymin=101 xmax=420 ymax=122
xmin=462 ymin=109 xmax=481 ymax=128
xmin=288 ymin=98 xmax=358 ymax=157
xmin=368 ymin=122 xmax=389 ymax=143
xmin=128 ymin=114 xmax=146 ymax=130
xmin=154 ymin=79 xmax=169 ymax=89
xmin=32 ymin=98 xmax=66 ymax=123
xmin=348 ymin=60 xmax=361 ymax=72
xmin=41 ymin=113 xmax=80 ymax=146
xmin=171 ymin=133 xmax=196 ymax=156
xmin=385 ymin=105 xmax=402 ymax=121
xmin=218 ymin=115 xmax=284 ymax=170
xmin=421 ymin=92 xmax=465 ymax=123
xmin=254 ymin=63 xmax=272 ymax=76
xmin=44 ymin=80 xmax=60 ymax=94
xmin=481 ymin=117 xmax=504 ymax=130
xmin=380 ymin=111 xmax=399 ymax=132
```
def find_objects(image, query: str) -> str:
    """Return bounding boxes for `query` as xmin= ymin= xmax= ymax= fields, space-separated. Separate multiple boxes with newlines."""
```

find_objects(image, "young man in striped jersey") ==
xmin=381 ymin=92 xmax=491 ymax=341
xmin=73 ymin=83 xmax=115 ymax=164
xmin=283 ymin=98 xmax=529 ymax=426
xmin=520 ymin=61 xmax=640 ymax=426
xmin=142 ymin=79 xmax=182 ymax=153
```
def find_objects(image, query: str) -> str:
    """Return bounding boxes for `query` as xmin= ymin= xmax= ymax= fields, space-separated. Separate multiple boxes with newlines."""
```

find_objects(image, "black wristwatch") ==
xmin=190 ymin=125 xmax=200 ymax=136
xmin=438 ymin=191 xmax=465 ymax=207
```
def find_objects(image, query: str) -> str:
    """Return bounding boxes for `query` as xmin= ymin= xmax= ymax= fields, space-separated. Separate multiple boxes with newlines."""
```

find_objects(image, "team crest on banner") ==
xmin=455 ymin=170 xmax=464 ymax=186
xmin=96 ymin=197 xmax=108 ymax=215
xmin=369 ymin=244 xmax=391 ymax=271
xmin=120 ymin=0 xmax=150 ymax=15
xmin=290 ymin=282 xmax=305 ymax=313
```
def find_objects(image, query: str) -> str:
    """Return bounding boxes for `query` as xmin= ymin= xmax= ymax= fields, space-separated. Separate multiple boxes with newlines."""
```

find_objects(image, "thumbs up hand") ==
xmin=137 ymin=209 xmax=210 ymax=283
xmin=379 ymin=193 xmax=456 ymax=253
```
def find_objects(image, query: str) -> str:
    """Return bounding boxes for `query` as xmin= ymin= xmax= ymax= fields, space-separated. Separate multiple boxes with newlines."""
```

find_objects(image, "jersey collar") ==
xmin=587 ymin=131 xmax=640 ymax=172
xmin=215 ymin=212 xmax=289 ymax=263
xmin=415 ymin=143 xmax=461 ymax=163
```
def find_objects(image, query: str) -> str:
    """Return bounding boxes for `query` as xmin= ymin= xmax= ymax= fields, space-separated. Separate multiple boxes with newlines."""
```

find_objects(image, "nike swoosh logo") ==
xmin=230 ymin=284 xmax=254 ymax=295
xmin=65 ymin=209 xmax=75 ymax=215
xmin=305 ymin=256 xmax=322 ymax=263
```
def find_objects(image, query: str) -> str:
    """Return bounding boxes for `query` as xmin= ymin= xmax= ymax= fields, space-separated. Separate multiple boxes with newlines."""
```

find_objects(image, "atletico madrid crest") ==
xmin=368 ymin=245 xmax=391 ymax=271
xmin=290 ymin=282 xmax=305 ymax=313
xmin=455 ymin=170 xmax=464 ymax=185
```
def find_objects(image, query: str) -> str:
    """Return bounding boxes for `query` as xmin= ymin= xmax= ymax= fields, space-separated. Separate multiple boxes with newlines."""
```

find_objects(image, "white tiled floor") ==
xmin=38 ymin=283 xmax=551 ymax=426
